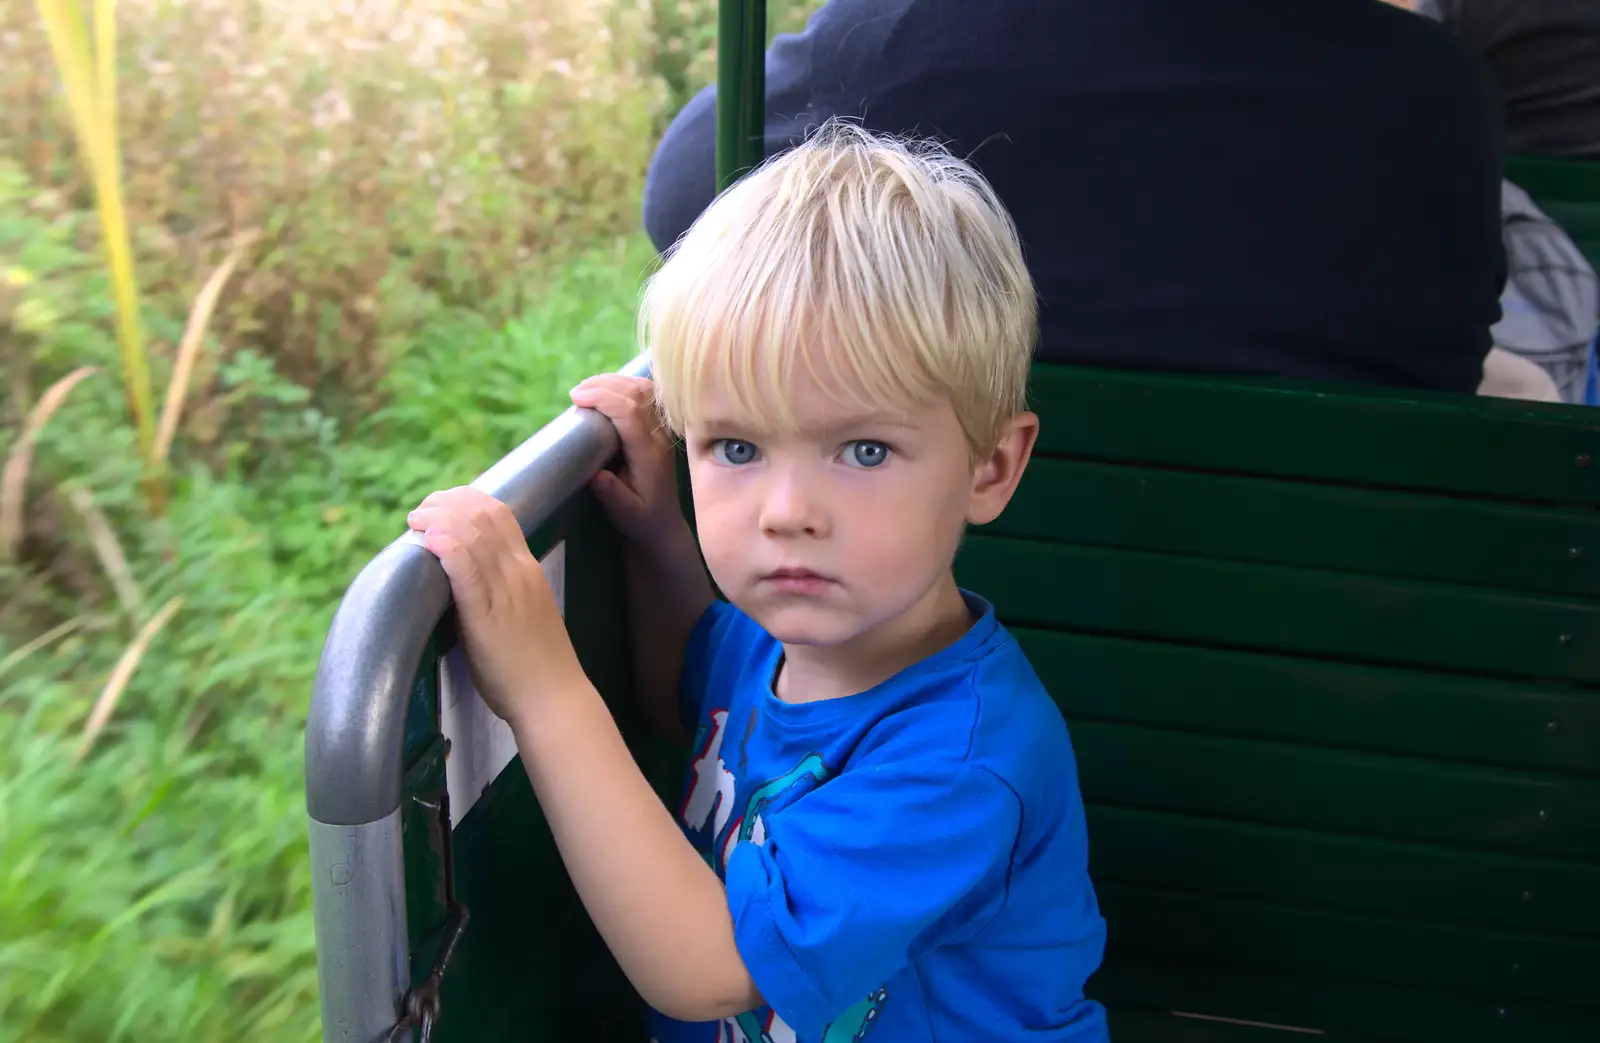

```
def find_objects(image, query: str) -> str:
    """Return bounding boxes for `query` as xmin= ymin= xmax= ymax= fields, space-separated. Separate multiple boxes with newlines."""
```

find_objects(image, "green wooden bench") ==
xmin=1508 ymin=155 xmax=1600 ymax=270
xmin=304 ymin=4 xmax=1600 ymax=1040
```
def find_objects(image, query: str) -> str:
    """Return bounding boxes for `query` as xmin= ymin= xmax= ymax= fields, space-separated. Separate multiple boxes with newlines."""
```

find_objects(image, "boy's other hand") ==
xmin=570 ymin=374 xmax=686 ymax=551
xmin=407 ymin=487 xmax=586 ymax=727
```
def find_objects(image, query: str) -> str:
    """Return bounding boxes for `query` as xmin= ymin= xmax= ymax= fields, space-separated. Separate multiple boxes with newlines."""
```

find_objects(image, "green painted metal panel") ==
xmin=1085 ymin=805 xmax=1600 ymax=937
xmin=716 ymin=0 xmax=766 ymax=191
xmin=957 ymin=536 xmax=1600 ymax=681
xmin=989 ymin=457 xmax=1600 ymax=597
xmin=1098 ymin=884 xmax=1600 ymax=1009
xmin=396 ymin=490 xmax=648 ymax=1042
xmin=1092 ymin=963 xmax=1600 ymax=1043
xmin=432 ymin=759 xmax=642 ymax=1041
xmin=1013 ymin=629 xmax=1600 ymax=775
xmin=1026 ymin=365 xmax=1600 ymax=505
xmin=402 ymin=632 xmax=447 ymax=771
xmin=1071 ymin=721 xmax=1600 ymax=860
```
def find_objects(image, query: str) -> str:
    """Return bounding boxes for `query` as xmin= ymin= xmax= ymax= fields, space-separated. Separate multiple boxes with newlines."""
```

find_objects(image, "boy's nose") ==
xmin=758 ymin=466 xmax=828 ymax=538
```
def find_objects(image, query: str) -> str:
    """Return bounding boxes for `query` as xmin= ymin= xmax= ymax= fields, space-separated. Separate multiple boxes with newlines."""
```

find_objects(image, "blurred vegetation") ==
xmin=0 ymin=0 xmax=817 ymax=1039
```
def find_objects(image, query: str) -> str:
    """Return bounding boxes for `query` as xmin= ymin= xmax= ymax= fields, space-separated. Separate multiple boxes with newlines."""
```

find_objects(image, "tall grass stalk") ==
xmin=33 ymin=0 xmax=161 ymax=515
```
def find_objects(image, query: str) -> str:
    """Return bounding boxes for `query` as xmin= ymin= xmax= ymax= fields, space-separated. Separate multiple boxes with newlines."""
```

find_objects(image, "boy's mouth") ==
xmin=760 ymin=567 xmax=836 ymax=594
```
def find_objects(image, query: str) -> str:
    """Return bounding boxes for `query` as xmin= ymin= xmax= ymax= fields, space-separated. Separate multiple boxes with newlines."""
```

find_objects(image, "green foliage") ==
xmin=1 ymin=0 xmax=667 ymax=412
xmin=0 ymin=233 xmax=654 ymax=1043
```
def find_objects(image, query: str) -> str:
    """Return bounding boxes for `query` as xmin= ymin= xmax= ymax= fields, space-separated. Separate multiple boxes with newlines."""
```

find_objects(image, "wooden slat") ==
xmin=1013 ymin=629 xmax=1600 ymax=775
xmin=989 ymin=457 xmax=1600 ymax=597
xmin=1027 ymin=365 xmax=1600 ymax=504
xmin=1098 ymin=885 xmax=1600 ymax=1009
xmin=1541 ymin=201 xmax=1600 ymax=271
xmin=1107 ymin=1005 xmax=1378 ymax=1043
xmin=1506 ymin=155 xmax=1600 ymax=203
xmin=1070 ymin=721 xmax=1600 ymax=860
xmin=1507 ymin=155 xmax=1600 ymax=270
xmin=1093 ymin=962 xmax=1600 ymax=1043
xmin=956 ymin=537 xmax=1600 ymax=681
xmin=1086 ymin=806 xmax=1600 ymax=936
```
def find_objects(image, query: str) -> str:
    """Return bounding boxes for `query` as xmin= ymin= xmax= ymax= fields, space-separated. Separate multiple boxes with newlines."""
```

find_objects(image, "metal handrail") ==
xmin=308 ymin=0 xmax=766 ymax=1032
xmin=304 ymin=352 xmax=648 ymax=1042
xmin=305 ymin=351 xmax=649 ymax=825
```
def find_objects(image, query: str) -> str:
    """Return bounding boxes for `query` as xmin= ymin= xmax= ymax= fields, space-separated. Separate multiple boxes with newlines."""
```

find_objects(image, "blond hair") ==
xmin=640 ymin=120 xmax=1036 ymax=454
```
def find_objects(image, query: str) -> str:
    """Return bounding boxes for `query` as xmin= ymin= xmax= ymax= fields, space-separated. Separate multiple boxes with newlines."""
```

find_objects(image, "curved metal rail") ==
xmin=304 ymin=353 xmax=649 ymax=1042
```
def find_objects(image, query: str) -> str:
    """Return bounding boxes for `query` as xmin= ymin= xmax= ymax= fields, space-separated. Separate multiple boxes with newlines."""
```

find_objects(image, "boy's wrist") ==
xmin=507 ymin=669 xmax=604 ymax=751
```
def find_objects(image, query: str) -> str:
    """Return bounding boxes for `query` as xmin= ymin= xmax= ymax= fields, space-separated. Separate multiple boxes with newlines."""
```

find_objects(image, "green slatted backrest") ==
xmin=955 ymin=367 xmax=1600 ymax=1043
xmin=1507 ymin=155 xmax=1600 ymax=271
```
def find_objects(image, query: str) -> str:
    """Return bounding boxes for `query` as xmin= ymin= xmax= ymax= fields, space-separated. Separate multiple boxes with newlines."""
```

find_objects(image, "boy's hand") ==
xmin=407 ymin=487 xmax=586 ymax=727
xmin=570 ymin=374 xmax=688 ymax=552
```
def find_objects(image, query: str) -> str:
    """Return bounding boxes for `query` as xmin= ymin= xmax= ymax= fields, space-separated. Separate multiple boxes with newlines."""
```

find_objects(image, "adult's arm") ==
xmin=641 ymin=0 xmax=913 ymax=253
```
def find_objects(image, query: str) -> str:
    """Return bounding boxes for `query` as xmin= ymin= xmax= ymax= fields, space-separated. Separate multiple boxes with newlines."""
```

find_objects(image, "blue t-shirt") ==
xmin=649 ymin=592 xmax=1108 ymax=1043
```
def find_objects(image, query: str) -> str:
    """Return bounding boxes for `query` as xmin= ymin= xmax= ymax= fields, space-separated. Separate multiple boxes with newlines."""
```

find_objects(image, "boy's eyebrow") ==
xmin=694 ymin=411 xmax=922 ymax=433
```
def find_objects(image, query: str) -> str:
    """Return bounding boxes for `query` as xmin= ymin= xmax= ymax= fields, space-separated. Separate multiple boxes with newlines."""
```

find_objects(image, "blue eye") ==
xmin=843 ymin=440 xmax=891 ymax=469
xmin=712 ymin=439 xmax=760 ymax=466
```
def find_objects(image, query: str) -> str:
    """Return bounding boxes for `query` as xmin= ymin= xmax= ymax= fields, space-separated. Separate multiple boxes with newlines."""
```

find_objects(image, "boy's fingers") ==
xmin=481 ymin=495 xmax=530 ymax=559
xmin=573 ymin=388 xmax=673 ymax=477
xmin=410 ymin=490 xmax=529 ymax=573
xmin=406 ymin=503 xmax=452 ymax=533
xmin=570 ymin=386 xmax=644 ymax=428
xmin=590 ymin=469 xmax=645 ymax=514
xmin=418 ymin=528 xmax=489 ymax=617
xmin=572 ymin=373 xmax=653 ymax=398
xmin=572 ymin=380 xmax=660 ymax=428
xmin=410 ymin=499 xmax=497 ymax=566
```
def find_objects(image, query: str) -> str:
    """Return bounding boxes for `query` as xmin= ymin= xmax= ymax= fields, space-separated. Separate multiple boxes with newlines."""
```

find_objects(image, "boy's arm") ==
xmin=510 ymin=683 xmax=763 ymax=1023
xmin=568 ymin=373 xmax=713 ymax=747
xmin=409 ymin=484 xmax=750 ymax=1019
xmin=622 ymin=524 xmax=713 ymax=747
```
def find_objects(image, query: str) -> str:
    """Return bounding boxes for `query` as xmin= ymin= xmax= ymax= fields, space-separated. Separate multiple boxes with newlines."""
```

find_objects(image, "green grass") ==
xmin=0 ymin=233 xmax=656 ymax=1043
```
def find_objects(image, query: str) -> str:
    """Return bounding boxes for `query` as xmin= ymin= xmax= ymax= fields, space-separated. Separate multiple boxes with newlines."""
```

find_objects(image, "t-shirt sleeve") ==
xmin=724 ymin=760 xmax=1021 ymax=1038
xmin=677 ymin=598 xmax=750 ymax=731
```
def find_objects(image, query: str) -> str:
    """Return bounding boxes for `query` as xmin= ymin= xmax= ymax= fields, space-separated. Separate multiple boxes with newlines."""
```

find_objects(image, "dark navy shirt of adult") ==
xmin=643 ymin=0 xmax=1507 ymax=394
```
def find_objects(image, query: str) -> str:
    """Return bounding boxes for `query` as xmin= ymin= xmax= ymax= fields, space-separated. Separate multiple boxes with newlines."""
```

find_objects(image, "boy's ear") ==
xmin=966 ymin=411 xmax=1040 ymax=526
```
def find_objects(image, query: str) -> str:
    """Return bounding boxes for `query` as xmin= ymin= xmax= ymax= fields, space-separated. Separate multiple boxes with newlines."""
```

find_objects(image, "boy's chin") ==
xmin=741 ymin=599 xmax=865 ymax=648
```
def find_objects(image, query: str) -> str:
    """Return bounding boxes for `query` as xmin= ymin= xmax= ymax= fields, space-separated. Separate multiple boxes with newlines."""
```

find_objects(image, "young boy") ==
xmin=406 ymin=121 xmax=1108 ymax=1042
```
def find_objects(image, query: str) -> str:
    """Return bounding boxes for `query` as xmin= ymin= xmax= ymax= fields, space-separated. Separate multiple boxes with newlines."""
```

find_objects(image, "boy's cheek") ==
xmin=694 ymin=512 xmax=742 ymax=579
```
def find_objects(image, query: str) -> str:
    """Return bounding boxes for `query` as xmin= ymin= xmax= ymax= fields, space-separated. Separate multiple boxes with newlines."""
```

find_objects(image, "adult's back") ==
xmin=643 ymin=0 xmax=1506 ymax=393
xmin=1421 ymin=0 xmax=1600 ymax=160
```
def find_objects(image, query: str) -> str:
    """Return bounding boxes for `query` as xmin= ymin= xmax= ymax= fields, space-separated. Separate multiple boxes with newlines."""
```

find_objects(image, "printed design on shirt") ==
xmin=720 ymin=987 xmax=886 ymax=1043
xmin=718 ymin=754 xmax=828 ymax=870
xmin=682 ymin=717 xmax=888 ymax=1043
xmin=681 ymin=709 xmax=738 ymax=842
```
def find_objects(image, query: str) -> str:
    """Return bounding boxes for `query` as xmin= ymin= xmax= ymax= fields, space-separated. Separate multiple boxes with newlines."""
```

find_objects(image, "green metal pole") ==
xmin=716 ymin=0 xmax=767 ymax=192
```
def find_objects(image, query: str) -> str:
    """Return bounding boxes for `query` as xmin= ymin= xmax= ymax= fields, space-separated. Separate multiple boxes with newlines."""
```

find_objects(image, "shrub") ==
xmin=1 ymin=0 xmax=666 ymax=413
